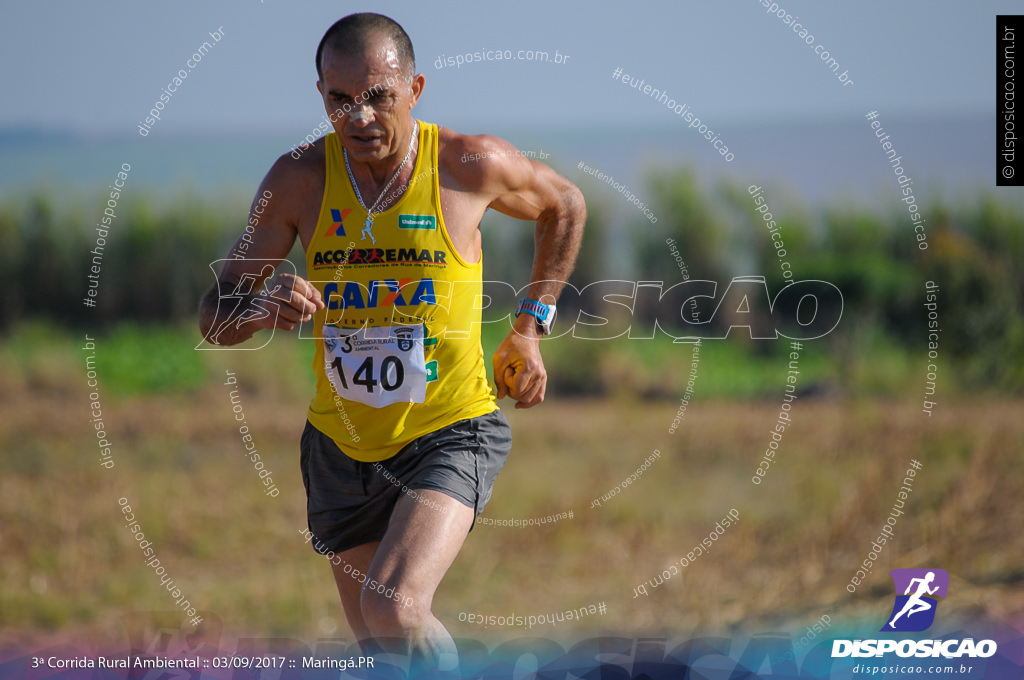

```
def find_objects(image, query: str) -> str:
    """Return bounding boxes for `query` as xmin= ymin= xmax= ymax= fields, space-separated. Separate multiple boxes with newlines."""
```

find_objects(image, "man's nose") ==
xmin=350 ymin=103 xmax=375 ymax=124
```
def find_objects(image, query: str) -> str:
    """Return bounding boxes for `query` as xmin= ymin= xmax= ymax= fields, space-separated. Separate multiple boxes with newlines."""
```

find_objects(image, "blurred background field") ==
xmin=2 ymin=370 xmax=1022 ymax=647
xmin=1 ymin=173 xmax=1023 ymax=649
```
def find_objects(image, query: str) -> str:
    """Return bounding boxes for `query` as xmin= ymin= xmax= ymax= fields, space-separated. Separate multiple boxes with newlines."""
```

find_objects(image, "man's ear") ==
xmin=409 ymin=73 xmax=426 ymax=108
xmin=316 ymin=80 xmax=323 ymax=96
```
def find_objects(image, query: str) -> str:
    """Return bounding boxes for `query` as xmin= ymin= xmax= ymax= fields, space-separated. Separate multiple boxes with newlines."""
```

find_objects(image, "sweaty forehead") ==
xmin=321 ymin=40 xmax=406 ymax=88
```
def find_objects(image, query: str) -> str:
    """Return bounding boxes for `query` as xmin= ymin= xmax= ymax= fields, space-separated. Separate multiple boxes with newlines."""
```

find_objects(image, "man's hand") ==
xmin=263 ymin=273 xmax=325 ymax=331
xmin=492 ymin=321 xmax=547 ymax=409
xmin=201 ymin=271 xmax=325 ymax=346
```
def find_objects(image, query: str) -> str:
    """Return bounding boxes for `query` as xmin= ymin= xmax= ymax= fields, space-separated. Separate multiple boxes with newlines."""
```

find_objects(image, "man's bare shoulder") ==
xmin=437 ymin=126 xmax=527 ymax=194
xmin=263 ymin=138 xmax=327 ymax=199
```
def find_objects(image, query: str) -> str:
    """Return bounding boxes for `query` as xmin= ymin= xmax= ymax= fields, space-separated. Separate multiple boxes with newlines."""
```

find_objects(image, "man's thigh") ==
xmin=301 ymin=410 xmax=512 ymax=556
xmin=365 ymin=489 xmax=475 ymax=607
xmin=359 ymin=411 xmax=512 ymax=608
xmin=301 ymin=422 xmax=398 ymax=555
xmin=382 ymin=409 xmax=513 ymax=519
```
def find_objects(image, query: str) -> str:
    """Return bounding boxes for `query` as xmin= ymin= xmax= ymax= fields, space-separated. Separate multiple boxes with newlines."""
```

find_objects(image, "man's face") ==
xmin=316 ymin=40 xmax=424 ymax=164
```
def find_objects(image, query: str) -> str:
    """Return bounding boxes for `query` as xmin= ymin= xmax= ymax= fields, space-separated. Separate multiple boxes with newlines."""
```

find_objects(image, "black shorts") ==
xmin=299 ymin=410 xmax=512 ymax=555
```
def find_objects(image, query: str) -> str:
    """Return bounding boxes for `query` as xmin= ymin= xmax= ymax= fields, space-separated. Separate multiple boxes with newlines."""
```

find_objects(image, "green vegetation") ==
xmin=2 ymin=167 xmax=1020 ymax=397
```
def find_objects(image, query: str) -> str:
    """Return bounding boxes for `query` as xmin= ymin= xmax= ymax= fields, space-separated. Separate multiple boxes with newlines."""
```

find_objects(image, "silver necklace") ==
xmin=343 ymin=120 xmax=418 ymax=245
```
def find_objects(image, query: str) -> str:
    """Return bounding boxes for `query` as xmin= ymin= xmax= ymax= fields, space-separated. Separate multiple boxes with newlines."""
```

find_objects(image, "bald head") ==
xmin=316 ymin=13 xmax=415 ymax=82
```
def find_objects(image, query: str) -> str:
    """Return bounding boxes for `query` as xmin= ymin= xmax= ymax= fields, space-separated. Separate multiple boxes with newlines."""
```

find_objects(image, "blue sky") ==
xmin=0 ymin=0 xmax=1006 ymax=136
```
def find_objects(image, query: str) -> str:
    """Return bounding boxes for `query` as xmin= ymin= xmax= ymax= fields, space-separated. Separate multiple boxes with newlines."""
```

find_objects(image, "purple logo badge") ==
xmin=881 ymin=568 xmax=949 ymax=632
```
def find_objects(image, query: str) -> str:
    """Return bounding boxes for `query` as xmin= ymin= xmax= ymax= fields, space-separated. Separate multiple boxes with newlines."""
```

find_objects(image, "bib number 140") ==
xmin=323 ymin=325 xmax=427 ymax=407
xmin=330 ymin=355 xmax=404 ymax=392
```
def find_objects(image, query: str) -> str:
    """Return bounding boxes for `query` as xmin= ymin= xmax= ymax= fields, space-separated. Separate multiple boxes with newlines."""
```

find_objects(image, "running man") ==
xmin=197 ymin=12 xmax=585 ymax=675
xmin=889 ymin=571 xmax=940 ymax=627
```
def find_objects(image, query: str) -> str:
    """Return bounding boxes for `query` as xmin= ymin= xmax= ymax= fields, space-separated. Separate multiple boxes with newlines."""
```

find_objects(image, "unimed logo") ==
xmin=832 ymin=567 xmax=998 ymax=660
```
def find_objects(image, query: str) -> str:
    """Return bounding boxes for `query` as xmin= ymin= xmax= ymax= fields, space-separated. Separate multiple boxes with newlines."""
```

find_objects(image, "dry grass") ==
xmin=1 ymin=380 xmax=1022 ymax=650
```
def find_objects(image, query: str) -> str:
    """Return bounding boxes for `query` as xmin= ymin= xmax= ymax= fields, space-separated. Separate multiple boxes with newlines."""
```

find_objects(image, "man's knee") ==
xmin=361 ymin=587 xmax=424 ymax=634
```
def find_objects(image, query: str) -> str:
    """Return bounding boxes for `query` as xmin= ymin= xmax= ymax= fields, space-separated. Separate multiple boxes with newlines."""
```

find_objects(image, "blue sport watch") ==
xmin=515 ymin=299 xmax=556 ymax=335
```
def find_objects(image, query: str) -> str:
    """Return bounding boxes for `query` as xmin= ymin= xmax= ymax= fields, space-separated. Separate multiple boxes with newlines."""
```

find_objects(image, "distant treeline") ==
xmin=2 ymin=168 xmax=1021 ymax=390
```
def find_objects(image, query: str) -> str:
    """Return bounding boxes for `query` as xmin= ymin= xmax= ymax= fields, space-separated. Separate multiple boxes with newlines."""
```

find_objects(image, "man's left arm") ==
xmin=471 ymin=138 xmax=587 ymax=408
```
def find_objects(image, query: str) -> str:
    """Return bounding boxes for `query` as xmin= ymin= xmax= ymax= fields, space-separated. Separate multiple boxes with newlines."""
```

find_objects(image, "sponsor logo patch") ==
xmin=398 ymin=214 xmax=436 ymax=230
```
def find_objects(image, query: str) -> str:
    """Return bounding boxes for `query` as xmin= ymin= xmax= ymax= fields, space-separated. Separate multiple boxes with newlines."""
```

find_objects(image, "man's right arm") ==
xmin=198 ymin=153 xmax=325 ymax=346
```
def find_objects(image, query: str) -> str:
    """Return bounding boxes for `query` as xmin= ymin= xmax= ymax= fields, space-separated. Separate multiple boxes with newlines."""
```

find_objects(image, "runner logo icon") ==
xmin=881 ymin=568 xmax=949 ymax=632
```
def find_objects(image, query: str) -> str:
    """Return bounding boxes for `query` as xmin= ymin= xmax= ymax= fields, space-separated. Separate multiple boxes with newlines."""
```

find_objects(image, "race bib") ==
xmin=323 ymin=324 xmax=427 ymax=407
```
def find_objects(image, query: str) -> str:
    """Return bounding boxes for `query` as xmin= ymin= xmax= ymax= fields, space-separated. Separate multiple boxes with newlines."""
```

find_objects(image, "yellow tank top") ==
xmin=305 ymin=122 xmax=497 ymax=462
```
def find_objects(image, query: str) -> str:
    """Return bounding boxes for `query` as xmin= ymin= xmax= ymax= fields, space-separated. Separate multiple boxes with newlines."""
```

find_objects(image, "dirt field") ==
xmin=2 ymin=378 xmax=1021 ymax=651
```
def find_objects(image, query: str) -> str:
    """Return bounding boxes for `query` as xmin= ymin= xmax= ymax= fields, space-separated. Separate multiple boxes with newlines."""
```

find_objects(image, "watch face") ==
xmin=541 ymin=305 xmax=556 ymax=334
xmin=517 ymin=300 xmax=555 ymax=334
